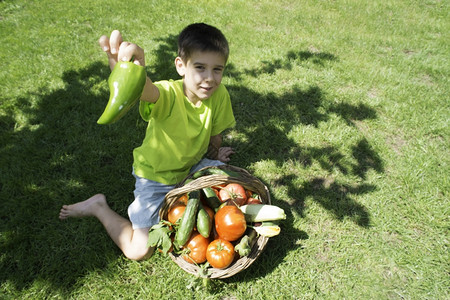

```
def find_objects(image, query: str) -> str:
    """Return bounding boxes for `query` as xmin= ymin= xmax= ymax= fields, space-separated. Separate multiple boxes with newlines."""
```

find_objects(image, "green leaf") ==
xmin=147 ymin=221 xmax=173 ymax=254
xmin=159 ymin=229 xmax=173 ymax=254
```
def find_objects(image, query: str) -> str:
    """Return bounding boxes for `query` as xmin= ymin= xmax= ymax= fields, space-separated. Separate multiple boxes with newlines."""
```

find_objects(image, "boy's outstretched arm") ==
xmin=98 ymin=30 xmax=159 ymax=103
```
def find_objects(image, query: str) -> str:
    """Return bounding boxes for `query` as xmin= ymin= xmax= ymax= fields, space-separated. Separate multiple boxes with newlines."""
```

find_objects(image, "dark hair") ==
xmin=177 ymin=23 xmax=229 ymax=62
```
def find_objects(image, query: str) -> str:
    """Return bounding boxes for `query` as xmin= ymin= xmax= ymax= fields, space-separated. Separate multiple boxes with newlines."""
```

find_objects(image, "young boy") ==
xmin=59 ymin=23 xmax=235 ymax=260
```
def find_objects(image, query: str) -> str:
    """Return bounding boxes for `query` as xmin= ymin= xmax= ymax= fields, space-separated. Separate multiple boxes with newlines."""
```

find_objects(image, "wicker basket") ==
xmin=159 ymin=165 xmax=271 ymax=279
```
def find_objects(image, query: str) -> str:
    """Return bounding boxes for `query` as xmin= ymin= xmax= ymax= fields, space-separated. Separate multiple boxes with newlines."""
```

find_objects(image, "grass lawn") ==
xmin=1 ymin=0 xmax=448 ymax=299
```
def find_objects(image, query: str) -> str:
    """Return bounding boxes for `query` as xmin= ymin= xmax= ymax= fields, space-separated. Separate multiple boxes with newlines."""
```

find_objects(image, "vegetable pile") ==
xmin=148 ymin=168 xmax=286 ymax=271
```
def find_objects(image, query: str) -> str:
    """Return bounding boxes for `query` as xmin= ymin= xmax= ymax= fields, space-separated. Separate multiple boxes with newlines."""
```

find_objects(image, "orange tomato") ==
xmin=182 ymin=232 xmax=210 ymax=264
xmin=214 ymin=205 xmax=247 ymax=241
xmin=167 ymin=204 xmax=185 ymax=224
xmin=206 ymin=239 xmax=235 ymax=269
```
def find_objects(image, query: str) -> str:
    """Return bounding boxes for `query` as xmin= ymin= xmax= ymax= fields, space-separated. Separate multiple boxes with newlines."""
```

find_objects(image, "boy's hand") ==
xmin=99 ymin=30 xmax=145 ymax=70
xmin=217 ymin=147 xmax=235 ymax=163
xmin=207 ymin=134 xmax=235 ymax=162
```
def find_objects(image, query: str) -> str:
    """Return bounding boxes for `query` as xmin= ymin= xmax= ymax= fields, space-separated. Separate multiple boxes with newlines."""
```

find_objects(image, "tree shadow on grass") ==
xmin=205 ymin=49 xmax=383 ymax=284
xmin=224 ymin=80 xmax=381 ymax=226
xmin=146 ymin=34 xmax=179 ymax=81
xmin=0 ymin=62 xmax=147 ymax=294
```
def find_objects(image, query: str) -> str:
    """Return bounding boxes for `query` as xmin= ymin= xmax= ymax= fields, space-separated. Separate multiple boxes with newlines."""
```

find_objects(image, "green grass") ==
xmin=1 ymin=0 xmax=448 ymax=299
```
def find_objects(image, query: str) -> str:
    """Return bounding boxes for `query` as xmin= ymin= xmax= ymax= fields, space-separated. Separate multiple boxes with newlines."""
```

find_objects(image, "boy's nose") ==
xmin=204 ymin=70 xmax=214 ymax=82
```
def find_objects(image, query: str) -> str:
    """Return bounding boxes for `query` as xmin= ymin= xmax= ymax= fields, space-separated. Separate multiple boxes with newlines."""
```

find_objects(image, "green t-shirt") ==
xmin=133 ymin=79 xmax=236 ymax=185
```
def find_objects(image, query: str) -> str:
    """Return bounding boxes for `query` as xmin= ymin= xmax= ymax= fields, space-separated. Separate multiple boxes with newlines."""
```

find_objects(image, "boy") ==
xmin=59 ymin=23 xmax=235 ymax=260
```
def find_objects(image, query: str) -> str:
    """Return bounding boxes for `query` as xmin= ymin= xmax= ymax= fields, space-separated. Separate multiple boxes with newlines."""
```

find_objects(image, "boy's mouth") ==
xmin=200 ymin=86 xmax=213 ymax=92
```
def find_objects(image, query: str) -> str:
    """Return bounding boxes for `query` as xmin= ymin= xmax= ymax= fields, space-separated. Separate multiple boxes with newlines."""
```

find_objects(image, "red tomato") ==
xmin=245 ymin=189 xmax=255 ymax=198
xmin=246 ymin=197 xmax=263 ymax=205
xmin=214 ymin=205 xmax=247 ymax=241
xmin=219 ymin=183 xmax=247 ymax=206
xmin=206 ymin=239 xmax=235 ymax=269
xmin=167 ymin=204 xmax=185 ymax=224
xmin=182 ymin=232 xmax=210 ymax=264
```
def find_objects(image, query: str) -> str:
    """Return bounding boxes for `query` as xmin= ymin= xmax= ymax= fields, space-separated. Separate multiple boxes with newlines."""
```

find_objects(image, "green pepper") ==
xmin=97 ymin=59 xmax=146 ymax=124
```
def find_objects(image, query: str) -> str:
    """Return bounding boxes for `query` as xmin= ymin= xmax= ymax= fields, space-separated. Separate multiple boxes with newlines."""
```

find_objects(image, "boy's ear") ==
xmin=175 ymin=57 xmax=186 ymax=77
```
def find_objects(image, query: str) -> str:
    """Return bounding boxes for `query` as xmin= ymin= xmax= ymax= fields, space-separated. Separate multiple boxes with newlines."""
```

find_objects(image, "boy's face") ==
xmin=175 ymin=51 xmax=226 ymax=106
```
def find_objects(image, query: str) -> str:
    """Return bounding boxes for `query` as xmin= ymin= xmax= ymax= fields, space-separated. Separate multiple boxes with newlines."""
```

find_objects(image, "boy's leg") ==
xmin=190 ymin=158 xmax=225 ymax=173
xmin=59 ymin=162 xmax=223 ymax=260
xmin=59 ymin=194 xmax=153 ymax=261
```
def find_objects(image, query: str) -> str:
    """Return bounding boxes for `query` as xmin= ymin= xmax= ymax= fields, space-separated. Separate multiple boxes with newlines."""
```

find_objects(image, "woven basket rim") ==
xmin=159 ymin=164 xmax=271 ymax=279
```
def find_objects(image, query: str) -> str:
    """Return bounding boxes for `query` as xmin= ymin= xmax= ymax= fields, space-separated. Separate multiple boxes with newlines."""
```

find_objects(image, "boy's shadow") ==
xmin=146 ymin=34 xmax=180 ymax=80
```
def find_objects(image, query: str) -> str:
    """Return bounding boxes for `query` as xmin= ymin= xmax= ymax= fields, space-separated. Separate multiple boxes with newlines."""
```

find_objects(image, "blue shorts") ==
xmin=128 ymin=158 xmax=224 ymax=229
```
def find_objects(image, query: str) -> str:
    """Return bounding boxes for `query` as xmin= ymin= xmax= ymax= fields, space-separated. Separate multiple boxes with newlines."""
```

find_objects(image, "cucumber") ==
xmin=174 ymin=190 xmax=200 ymax=247
xmin=202 ymin=187 xmax=222 ymax=210
xmin=196 ymin=203 xmax=212 ymax=238
xmin=239 ymin=204 xmax=286 ymax=222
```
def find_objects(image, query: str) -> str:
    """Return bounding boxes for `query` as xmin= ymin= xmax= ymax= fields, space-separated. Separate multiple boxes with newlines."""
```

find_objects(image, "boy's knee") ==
xmin=123 ymin=227 xmax=152 ymax=260
xmin=124 ymin=246 xmax=154 ymax=261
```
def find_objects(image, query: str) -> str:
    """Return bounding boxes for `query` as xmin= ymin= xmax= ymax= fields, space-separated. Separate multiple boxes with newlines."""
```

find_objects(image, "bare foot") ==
xmin=59 ymin=194 xmax=107 ymax=220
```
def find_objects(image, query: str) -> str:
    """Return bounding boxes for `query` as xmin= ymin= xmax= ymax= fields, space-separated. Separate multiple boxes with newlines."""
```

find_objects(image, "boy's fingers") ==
xmin=118 ymin=42 xmax=145 ymax=66
xmin=220 ymin=147 xmax=234 ymax=155
xmin=117 ymin=41 xmax=130 ymax=61
xmin=109 ymin=30 xmax=123 ymax=55
xmin=98 ymin=35 xmax=110 ymax=52
xmin=99 ymin=34 xmax=118 ymax=70
xmin=218 ymin=147 xmax=234 ymax=162
xmin=99 ymin=30 xmax=145 ymax=68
